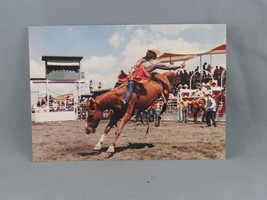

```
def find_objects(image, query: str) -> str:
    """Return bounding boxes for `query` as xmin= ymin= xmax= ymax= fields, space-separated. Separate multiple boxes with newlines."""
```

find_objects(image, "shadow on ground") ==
xmin=78 ymin=143 xmax=155 ymax=158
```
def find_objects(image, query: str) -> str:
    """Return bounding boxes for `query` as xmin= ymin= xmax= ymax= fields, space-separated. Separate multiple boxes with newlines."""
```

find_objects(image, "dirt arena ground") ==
xmin=32 ymin=120 xmax=225 ymax=161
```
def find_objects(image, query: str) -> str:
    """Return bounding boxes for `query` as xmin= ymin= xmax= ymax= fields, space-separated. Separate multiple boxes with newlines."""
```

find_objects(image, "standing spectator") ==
xmin=221 ymin=83 xmax=226 ymax=94
xmin=201 ymin=83 xmax=212 ymax=122
xmin=89 ymin=80 xmax=93 ymax=93
xmin=214 ymin=66 xmax=219 ymax=81
xmin=135 ymin=113 xmax=142 ymax=124
xmin=98 ymin=82 xmax=102 ymax=90
xmin=179 ymin=96 xmax=190 ymax=123
xmin=149 ymin=102 xmax=157 ymax=122
xmin=205 ymin=93 xmax=217 ymax=127
xmin=207 ymin=64 xmax=212 ymax=73
xmin=203 ymin=62 xmax=207 ymax=70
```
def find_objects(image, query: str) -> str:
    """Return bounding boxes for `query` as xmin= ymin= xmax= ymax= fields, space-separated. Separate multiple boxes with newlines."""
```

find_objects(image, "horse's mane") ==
xmin=162 ymin=71 xmax=177 ymax=85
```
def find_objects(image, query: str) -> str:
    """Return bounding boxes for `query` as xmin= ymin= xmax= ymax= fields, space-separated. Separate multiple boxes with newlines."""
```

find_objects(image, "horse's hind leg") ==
xmin=155 ymin=93 xmax=168 ymax=127
xmin=94 ymin=114 xmax=119 ymax=151
xmin=155 ymin=103 xmax=167 ymax=127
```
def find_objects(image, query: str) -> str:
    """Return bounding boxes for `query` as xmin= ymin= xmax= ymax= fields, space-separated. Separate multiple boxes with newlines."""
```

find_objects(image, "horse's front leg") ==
xmin=106 ymin=113 xmax=132 ymax=153
xmin=107 ymin=99 xmax=136 ymax=153
xmin=93 ymin=127 xmax=111 ymax=151
xmin=94 ymin=114 xmax=119 ymax=151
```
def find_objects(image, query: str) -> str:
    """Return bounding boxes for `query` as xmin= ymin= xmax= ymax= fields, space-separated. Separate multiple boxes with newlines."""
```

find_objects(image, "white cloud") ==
xmin=81 ymin=55 xmax=121 ymax=89
xmin=108 ymin=32 xmax=125 ymax=48
xmin=30 ymin=60 xmax=45 ymax=78
xmin=150 ymin=24 xmax=213 ymax=35
xmin=82 ymin=55 xmax=118 ymax=71
xmin=153 ymin=38 xmax=202 ymax=54
xmin=121 ymin=28 xmax=204 ymax=67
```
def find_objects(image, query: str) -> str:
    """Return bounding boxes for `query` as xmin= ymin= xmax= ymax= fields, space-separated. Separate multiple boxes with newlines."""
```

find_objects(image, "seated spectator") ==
xmin=211 ymin=82 xmax=219 ymax=88
xmin=183 ymin=84 xmax=189 ymax=90
xmin=191 ymin=83 xmax=204 ymax=98
xmin=177 ymin=84 xmax=182 ymax=91
xmin=205 ymin=83 xmax=213 ymax=95
xmin=221 ymin=84 xmax=226 ymax=94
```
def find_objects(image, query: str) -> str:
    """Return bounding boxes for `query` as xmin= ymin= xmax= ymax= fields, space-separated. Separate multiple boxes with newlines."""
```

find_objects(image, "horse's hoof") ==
xmin=107 ymin=146 xmax=115 ymax=153
xmin=93 ymin=144 xmax=102 ymax=151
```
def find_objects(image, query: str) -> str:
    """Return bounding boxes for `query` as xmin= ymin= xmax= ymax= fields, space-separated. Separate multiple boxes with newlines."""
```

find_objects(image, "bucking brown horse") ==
xmin=84 ymin=71 xmax=177 ymax=153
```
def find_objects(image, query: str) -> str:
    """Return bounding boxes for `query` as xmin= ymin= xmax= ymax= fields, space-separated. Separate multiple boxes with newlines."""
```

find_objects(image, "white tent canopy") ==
xmin=158 ymin=44 xmax=226 ymax=63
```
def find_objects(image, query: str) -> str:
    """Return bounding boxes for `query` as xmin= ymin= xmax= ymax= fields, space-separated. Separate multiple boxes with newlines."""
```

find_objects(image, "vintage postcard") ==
xmin=29 ymin=24 xmax=226 ymax=161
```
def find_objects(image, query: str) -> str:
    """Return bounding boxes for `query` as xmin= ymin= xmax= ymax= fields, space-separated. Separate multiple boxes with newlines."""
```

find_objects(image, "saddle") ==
xmin=133 ymin=83 xmax=147 ymax=96
xmin=133 ymin=73 xmax=168 ymax=97
xmin=198 ymin=98 xmax=206 ymax=104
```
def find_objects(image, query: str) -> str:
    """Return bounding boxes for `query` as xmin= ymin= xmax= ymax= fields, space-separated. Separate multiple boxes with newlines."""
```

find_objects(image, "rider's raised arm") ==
xmin=153 ymin=60 xmax=186 ymax=70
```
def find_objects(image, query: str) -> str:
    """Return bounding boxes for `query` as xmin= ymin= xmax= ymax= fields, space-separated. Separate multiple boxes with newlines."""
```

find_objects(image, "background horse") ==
xmin=214 ymin=92 xmax=226 ymax=110
xmin=191 ymin=98 xmax=206 ymax=123
xmin=190 ymin=92 xmax=226 ymax=123
xmin=84 ymin=72 xmax=177 ymax=152
xmin=214 ymin=92 xmax=226 ymax=118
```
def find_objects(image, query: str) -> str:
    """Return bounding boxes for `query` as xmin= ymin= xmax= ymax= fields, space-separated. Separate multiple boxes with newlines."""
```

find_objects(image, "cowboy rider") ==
xmin=120 ymin=49 xmax=186 ymax=106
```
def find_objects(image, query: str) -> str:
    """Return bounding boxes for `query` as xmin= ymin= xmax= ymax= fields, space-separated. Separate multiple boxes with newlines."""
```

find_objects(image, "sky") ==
xmin=29 ymin=24 xmax=226 ymax=102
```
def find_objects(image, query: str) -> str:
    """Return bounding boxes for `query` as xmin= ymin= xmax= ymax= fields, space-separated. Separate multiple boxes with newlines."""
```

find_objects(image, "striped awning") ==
xmin=158 ymin=44 xmax=226 ymax=63
xmin=197 ymin=44 xmax=226 ymax=55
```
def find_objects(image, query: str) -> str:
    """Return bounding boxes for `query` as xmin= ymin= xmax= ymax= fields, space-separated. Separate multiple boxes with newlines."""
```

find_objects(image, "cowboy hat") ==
xmin=147 ymin=49 xmax=161 ymax=57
